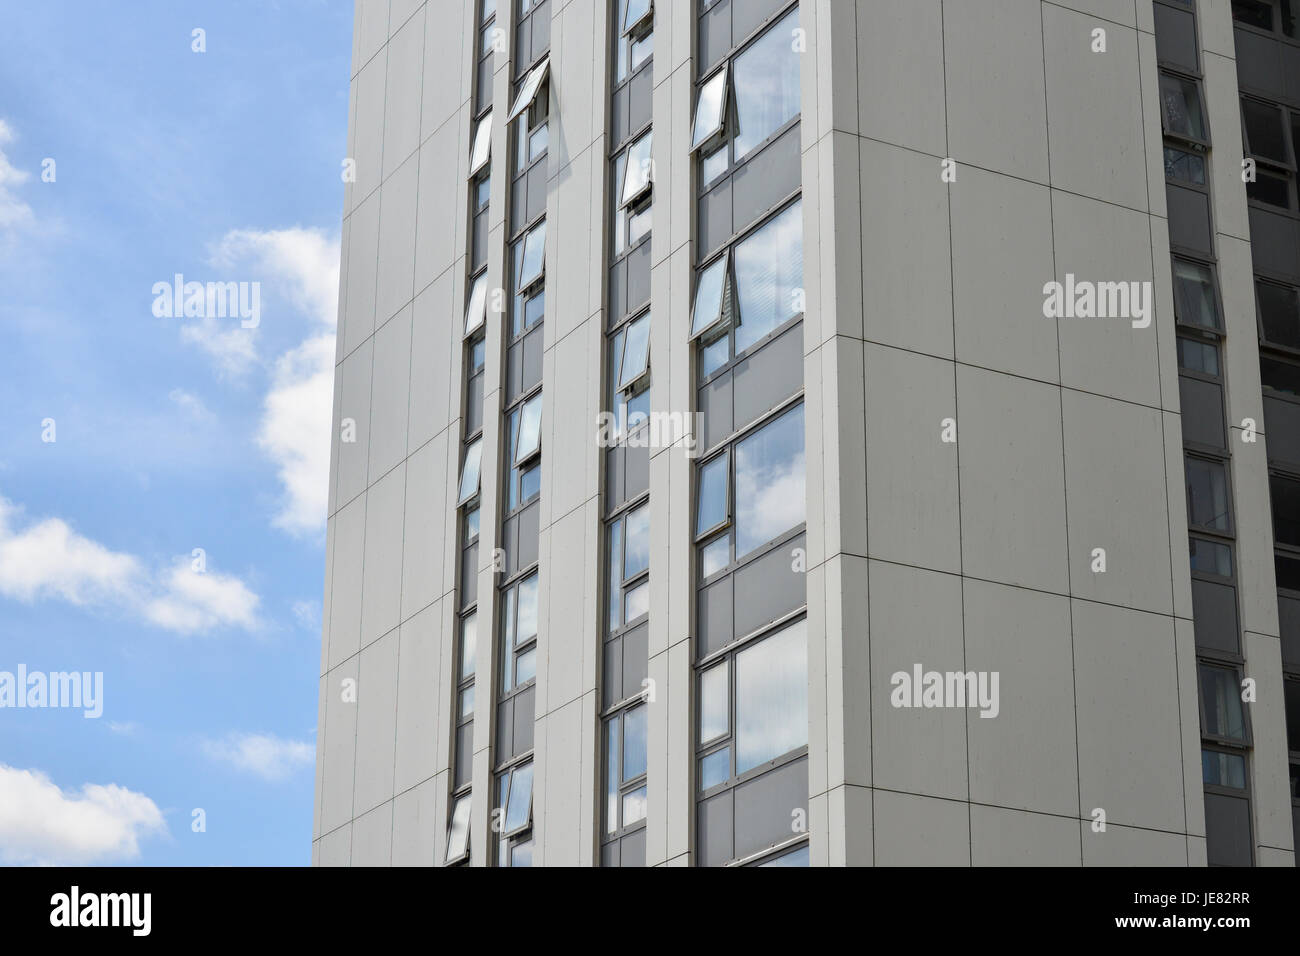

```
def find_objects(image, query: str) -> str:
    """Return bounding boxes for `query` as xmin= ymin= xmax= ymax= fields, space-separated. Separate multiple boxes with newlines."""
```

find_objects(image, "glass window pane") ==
xmin=621 ymin=786 xmax=647 ymax=826
xmin=1285 ymin=678 xmax=1300 ymax=751
xmin=1177 ymin=337 xmax=1219 ymax=376
xmin=1247 ymin=166 xmax=1291 ymax=207
xmin=623 ymin=705 xmax=648 ymax=780
xmin=1242 ymin=98 xmax=1288 ymax=163
xmin=1233 ymin=0 xmax=1273 ymax=30
xmin=691 ymin=67 xmax=728 ymax=150
xmin=517 ymin=227 xmax=545 ymax=293
xmin=1202 ymin=749 xmax=1247 ymax=788
xmin=700 ymin=332 xmax=729 ymax=378
xmin=528 ymin=122 xmax=548 ymax=162
xmin=612 ymin=153 xmax=628 ymax=256
xmin=607 ymin=520 xmax=623 ymax=632
xmin=691 ymin=254 xmax=729 ymax=339
xmin=447 ymin=794 xmax=472 ymax=860
xmin=701 ymin=534 xmax=729 ymax=578
xmin=1160 ymin=73 xmax=1207 ymax=140
xmin=605 ymin=716 xmax=620 ymax=834
xmin=523 ymin=289 xmax=544 ymax=329
xmin=758 ymin=844 xmax=810 ymax=867
xmin=699 ymin=748 xmax=729 ymax=790
xmin=516 ymin=573 xmax=539 ymax=644
xmin=732 ymin=8 xmax=801 ymax=159
xmin=505 ymin=762 xmax=534 ymax=832
xmin=701 ymin=140 xmax=728 ymax=185
xmin=1164 ymin=146 xmax=1206 ymax=184
xmin=469 ymin=112 xmax=493 ymax=175
xmin=515 ymin=393 xmax=543 ymax=463
xmin=465 ymin=505 xmax=480 ymax=542
xmin=618 ymin=312 xmax=651 ymax=391
xmin=734 ymin=201 xmax=803 ymax=354
xmin=460 ymin=612 xmax=478 ymax=680
xmin=459 ymin=684 xmax=475 ymax=720
xmin=482 ymin=0 xmax=496 ymax=24
xmin=630 ymin=32 xmax=653 ymax=71
xmin=1172 ymin=258 xmax=1219 ymax=329
xmin=1258 ymin=280 xmax=1300 ymax=349
xmin=735 ymin=404 xmax=805 ymax=560
xmin=623 ymin=504 xmax=650 ymax=578
xmin=1272 ymin=473 xmax=1300 ymax=547
xmin=518 ymin=221 xmax=546 ymax=289
xmin=507 ymin=59 xmax=549 ymax=122
xmin=457 ymin=438 xmax=483 ymax=504
xmin=624 ymin=581 xmax=649 ymax=622
xmin=465 ymin=272 xmax=488 ymax=336
xmin=621 ymin=132 xmax=653 ymax=206
xmin=736 ymin=619 xmax=808 ymax=774
xmin=696 ymin=451 xmax=729 ymax=536
xmin=510 ymin=839 xmax=533 ymax=867
xmin=1185 ymin=458 xmax=1231 ymax=532
xmin=699 ymin=660 xmax=729 ymax=744
xmin=1262 ymin=356 xmax=1300 ymax=396
xmin=1200 ymin=664 xmax=1247 ymax=741
xmin=515 ymin=646 xmax=536 ymax=685
xmin=1189 ymin=537 xmax=1232 ymax=577
xmin=519 ymin=463 xmax=541 ymax=503
xmin=623 ymin=0 xmax=651 ymax=34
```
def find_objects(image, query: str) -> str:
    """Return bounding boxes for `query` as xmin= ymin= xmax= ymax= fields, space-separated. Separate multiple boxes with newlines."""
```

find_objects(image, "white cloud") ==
xmin=144 ymin=560 xmax=261 ymax=635
xmin=179 ymin=317 xmax=258 ymax=377
xmin=0 ymin=764 xmax=166 ymax=865
xmin=203 ymin=732 xmax=314 ymax=781
xmin=0 ymin=119 xmax=34 ymax=233
xmin=258 ymin=333 xmax=334 ymax=535
xmin=292 ymin=599 xmax=320 ymax=631
xmin=0 ymin=497 xmax=140 ymax=606
xmin=107 ymin=721 xmax=138 ymax=736
xmin=168 ymin=387 xmax=214 ymax=421
xmin=209 ymin=228 xmax=338 ymax=328
xmin=0 ymin=494 xmax=261 ymax=635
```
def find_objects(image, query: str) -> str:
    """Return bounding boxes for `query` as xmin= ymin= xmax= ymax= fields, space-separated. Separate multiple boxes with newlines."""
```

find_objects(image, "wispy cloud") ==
xmin=167 ymin=388 xmax=214 ymax=422
xmin=179 ymin=317 xmax=259 ymax=378
xmin=213 ymin=228 xmax=339 ymax=537
xmin=0 ymin=495 xmax=261 ymax=635
xmin=0 ymin=764 xmax=166 ymax=865
xmin=0 ymin=119 xmax=34 ymax=234
xmin=202 ymin=732 xmax=314 ymax=781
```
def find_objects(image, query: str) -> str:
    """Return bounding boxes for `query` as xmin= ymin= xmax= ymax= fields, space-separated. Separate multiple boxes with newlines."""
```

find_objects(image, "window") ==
xmin=1186 ymin=457 xmax=1232 ymax=532
xmin=1172 ymin=257 xmax=1222 ymax=330
xmin=507 ymin=59 xmax=550 ymax=122
xmin=1242 ymin=97 xmax=1291 ymax=165
xmin=1165 ymin=146 xmax=1206 ymax=185
xmin=464 ymin=273 xmax=488 ymax=337
xmin=693 ymin=200 xmax=804 ymax=376
xmin=1262 ymin=355 xmax=1300 ymax=396
xmin=495 ymin=761 xmax=534 ymax=866
xmin=1199 ymin=663 xmax=1249 ymax=744
xmin=1203 ymin=748 xmax=1248 ymax=788
xmin=604 ymin=704 xmax=648 ymax=837
xmin=504 ymin=403 xmax=541 ymax=510
xmin=457 ymin=438 xmax=483 ymax=505
xmin=514 ymin=392 xmax=542 ymax=464
xmin=459 ymin=611 xmax=478 ymax=713
xmin=1190 ymin=535 xmax=1233 ymax=577
xmin=622 ymin=0 xmax=652 ymax=37
xmin=469 ymin=112 xmax=493 ymax=176
xmin=607 ymin=502 xmax=650 ymax=633
xmin=608 ymin=322 xmax=650 ymax=440
xmin=1271 ymin=473 xmax=1300 ymax=547
xmin=1232 ymin=0 xmax=1298 ymax=37
xmin=697 ymin=617 xmax=808 ymax=792
xmin=620 ymin=130 xmax=653 ymax=207
xmin=754 ymin=843 xmax=810 ymax=867
xmin=446 ymin=793 xmax=472 ymax=864
xmin=690 ymin=251 xmax=731 ymax=341
xmin=1178 ymin=336 xmax=1220 ymax=376
xmin=1257 ymin=279 xmax=1300 ymax=350
xmin=616 ymin=311 xmax=650 ymax=393
xmin=516 ymin=220 xmax=546 ymax=293
xmin=691 ymin=7 xmax=801 ymax=175
xmin=501 ymin=572 xmax=539 ymax=693
xmin=612 ymin=150 xmax=652 ymax=255
xmin=1159 ymin=72 xmax=1209 ymax=145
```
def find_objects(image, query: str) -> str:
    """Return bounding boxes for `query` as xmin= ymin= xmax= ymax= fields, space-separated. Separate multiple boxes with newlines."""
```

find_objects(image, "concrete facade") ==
xmin=314 ymin=0 xmax=1298 ymax=866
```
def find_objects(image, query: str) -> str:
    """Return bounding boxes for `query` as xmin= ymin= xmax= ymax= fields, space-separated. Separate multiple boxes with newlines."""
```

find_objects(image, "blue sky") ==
xmin=0 ymin=1 xmax=352 ymax=865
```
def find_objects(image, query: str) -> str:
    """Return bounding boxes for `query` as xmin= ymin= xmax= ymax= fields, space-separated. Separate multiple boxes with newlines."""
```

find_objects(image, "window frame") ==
xmin=445 ymin=791 xmax=472 ymax=865
xmin=606 ymin=498 xmax=651 ymax=637
xmin=1158 ymin=68 xmax=1212 ymax=150
xmin=469 ymin=111 xmax=493 ymax=177
xmin=500 ymin=570 xmax=540 ymax=696
xmin=457 ymin=437 xmax=484 ymax=506
xmin=602 ymin=702 xmax=649 ymax=842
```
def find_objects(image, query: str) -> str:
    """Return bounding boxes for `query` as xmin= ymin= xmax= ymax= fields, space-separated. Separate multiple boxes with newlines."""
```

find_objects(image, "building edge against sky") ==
xmin=313 ymin=0 xmax=1300 ymax=866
